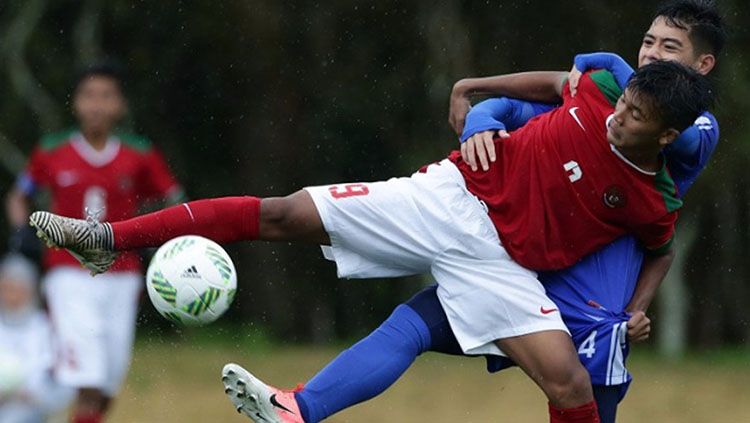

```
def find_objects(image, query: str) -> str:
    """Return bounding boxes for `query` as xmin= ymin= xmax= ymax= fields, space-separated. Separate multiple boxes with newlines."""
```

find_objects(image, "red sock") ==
xmin=71 ymin=411 xmax=103 ymax=423
xmin=112 ymin=196 xmax=261 ymax=249
xmin=549 ymin=401 xmax=600 ymax=423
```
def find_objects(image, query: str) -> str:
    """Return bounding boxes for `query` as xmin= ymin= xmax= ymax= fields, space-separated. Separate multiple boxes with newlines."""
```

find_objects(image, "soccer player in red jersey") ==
xmin=30 ymin=61 xmax=711 ymax=423
xmin=6 ymin=63 xmax=184 ymax=423
xmin=435 ymin=3 xmax=725 ymax=420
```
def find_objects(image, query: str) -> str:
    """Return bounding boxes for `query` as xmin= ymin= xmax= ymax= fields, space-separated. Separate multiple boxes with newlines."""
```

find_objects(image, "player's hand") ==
xmin=568 ymin=65 xmax=583 ymax=97
xmin=626 ymin=311 xmax=651 ymax=343
xmin=461 ymin=130 xmax=509 ymax=171
xmin=449 ymin=93 xmax=471 ymax=135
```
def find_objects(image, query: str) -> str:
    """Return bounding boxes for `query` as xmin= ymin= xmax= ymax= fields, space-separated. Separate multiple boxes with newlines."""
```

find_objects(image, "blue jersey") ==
xmin=462 ymin=52 xmax=719 ymax=389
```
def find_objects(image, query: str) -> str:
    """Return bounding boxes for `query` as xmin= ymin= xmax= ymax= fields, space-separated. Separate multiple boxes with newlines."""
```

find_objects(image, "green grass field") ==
xmin=108 ymin=334 xmax=750 ymax=422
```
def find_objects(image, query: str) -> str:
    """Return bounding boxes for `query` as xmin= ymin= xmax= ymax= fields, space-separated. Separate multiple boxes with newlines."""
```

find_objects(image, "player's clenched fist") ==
xmin=626 ymin=311 xmax=651 ymax=343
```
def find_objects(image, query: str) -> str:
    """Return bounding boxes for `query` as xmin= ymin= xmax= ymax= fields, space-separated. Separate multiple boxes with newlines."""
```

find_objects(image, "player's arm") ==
xmin=568 ymin=52 xmax=635 ymax=96
xmin=666 ymin=112 xmax=719 ymax=167
xmin=627 ymin=206 xmax=679 ymax=339
xmin=454 ymin=71 xmax=565 ymax=171
xmin=6 ymin=185 xmax=44 ymax=260
xmin=461 ymin=98 xmax=555 ymax=142
xmin=460 ymin=98 xmax=555 ymax=171
xmin=5 ymin=185 xmax=31 ymax=228
xmin=5 ymin=148 xmax=43 ymax=228
xmin=627 ymin=248 xmax=675 ymax=314
xmin=449 ymin=71 xmax=567 ymax=134
xmin=624 ymin=248 xmax=674 ymax=342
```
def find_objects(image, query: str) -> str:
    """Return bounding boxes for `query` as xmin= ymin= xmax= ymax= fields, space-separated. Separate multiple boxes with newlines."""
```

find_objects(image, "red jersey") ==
xmin=20 ymin=130 xmax=181 ymax=271
xmin=449 ymin=70 xmax=681 ymax=271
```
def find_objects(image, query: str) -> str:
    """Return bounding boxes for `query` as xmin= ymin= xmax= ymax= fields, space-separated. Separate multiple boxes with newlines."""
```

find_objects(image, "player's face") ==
xmin=607 ymin=88 xmax=674 ymax=151
xmin=638 ymin=17 xmax=714 ymax=75
xmin=73 ymin=75 xmax=126 ymax=135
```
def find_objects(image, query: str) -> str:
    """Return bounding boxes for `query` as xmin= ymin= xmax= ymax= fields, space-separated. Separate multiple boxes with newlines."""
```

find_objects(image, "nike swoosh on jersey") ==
xmin=540 ymin=306 xmax=558 ymax=315
xmin=568 ymin=107 xmax=586 ymax=131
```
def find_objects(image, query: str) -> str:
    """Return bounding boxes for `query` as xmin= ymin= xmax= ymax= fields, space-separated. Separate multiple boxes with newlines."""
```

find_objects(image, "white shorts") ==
xmin=43 ymin=267 xmax=142 ymax=396
xmin=306 ymin=159 xmax=568 ymax=356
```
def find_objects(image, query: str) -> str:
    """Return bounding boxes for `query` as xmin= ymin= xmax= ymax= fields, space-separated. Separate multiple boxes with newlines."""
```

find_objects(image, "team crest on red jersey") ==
xmin=603 ymin=185 xmax=626 ymax=208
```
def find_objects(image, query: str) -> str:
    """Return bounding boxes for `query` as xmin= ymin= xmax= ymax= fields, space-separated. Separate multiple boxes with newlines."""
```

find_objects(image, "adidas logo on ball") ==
xmin=181 ymin=265 xmax=201 ymax=278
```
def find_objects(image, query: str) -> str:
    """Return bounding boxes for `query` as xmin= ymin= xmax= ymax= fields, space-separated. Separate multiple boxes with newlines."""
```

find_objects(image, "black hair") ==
xmin=627 ymin=60 xmax=714 ymax=132
xmin=654 ymin=0 xmax=727 ymax=56
xmin=73 ymin=60 xmax=126 ymax=94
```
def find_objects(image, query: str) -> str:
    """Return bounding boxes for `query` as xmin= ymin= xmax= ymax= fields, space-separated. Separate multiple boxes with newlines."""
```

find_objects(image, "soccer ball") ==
xmin=146 ymin=235 xmax=237 ymax=325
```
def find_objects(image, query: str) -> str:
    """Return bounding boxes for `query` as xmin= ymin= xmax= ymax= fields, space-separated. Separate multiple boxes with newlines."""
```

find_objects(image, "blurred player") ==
xmin=5 ymin=62 xmax=185 ymax=423
xmin=0 ymin=254 xmax=73 ymax=423
xmin=30 ymin=61 xmax=712 ymax=423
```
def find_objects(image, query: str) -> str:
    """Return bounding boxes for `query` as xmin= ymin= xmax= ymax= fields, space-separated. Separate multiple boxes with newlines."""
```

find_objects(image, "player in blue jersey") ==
xmin=218 ymin=2 xmax=726 ymax=422
xmin=453 ymin=1 xmax=723 ymax=420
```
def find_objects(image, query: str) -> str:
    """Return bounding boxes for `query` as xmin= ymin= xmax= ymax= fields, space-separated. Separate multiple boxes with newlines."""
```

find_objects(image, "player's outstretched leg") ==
xmin=222 ymin=363 xmax=304 ymax=423
xmin=29 ymin=211 xmax=117 ymax=275
xmin=29 ymin=193 xmax=327 ymax=275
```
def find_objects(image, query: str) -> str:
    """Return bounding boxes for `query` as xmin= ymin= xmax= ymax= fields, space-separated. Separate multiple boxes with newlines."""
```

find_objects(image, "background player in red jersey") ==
xmin=5 ymin=63 xmax=184 ymax=423
xmin=30 ymin=61 xmax=712 ymax=423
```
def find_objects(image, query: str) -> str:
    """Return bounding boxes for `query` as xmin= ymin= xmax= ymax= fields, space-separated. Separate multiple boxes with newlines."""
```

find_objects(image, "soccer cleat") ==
xmin=221 ymin=363 xmax=304 ymax=423
xmin=29 ymin=210 xmax=117 ymax=275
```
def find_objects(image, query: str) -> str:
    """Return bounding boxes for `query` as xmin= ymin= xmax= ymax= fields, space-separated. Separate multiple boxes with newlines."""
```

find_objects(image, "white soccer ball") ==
xmin=146 ymin=235 xmax=237 ymax=325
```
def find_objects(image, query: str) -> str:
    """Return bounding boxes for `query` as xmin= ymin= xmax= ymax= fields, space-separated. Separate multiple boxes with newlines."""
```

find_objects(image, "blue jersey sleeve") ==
xmin=460 ymin=97 xmax=555 ymax=143
xmin=574 ymin=52 xmax=634 ymax=90
xmin=663 ymin=111 xmax=719 ymax=196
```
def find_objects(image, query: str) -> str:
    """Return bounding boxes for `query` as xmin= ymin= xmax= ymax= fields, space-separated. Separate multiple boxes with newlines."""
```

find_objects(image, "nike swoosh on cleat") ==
xmin=269 ymin=394 xmax=296 ymax=414
xmin=540 ymin=306 xmax=558 ymax=315
xmin=568 ymin=107 xmax=586 ymax=131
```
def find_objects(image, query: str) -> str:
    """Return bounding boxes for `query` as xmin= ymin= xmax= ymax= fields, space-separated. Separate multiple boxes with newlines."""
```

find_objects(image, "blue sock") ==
xmin=295 ymin=304 xmax=431 ymax=423
xmin=593 ymin=385 xmax=621 ymax=423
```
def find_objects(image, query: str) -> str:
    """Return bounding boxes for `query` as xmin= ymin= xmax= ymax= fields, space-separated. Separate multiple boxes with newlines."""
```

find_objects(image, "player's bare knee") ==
xmin=542 ymin=365 xmax=592 ymax=405
xmin=260 ymin=193 xmax=320 ymax=240
xmin=259 ymin=197 xmax=294 ymax=239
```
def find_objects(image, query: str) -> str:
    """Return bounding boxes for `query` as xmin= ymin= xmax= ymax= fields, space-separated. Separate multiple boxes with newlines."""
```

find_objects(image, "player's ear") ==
xmin=694 ymin=53 xmax=716 ymax=76
xmin=658 ymin=128 xmax=680 ymax=147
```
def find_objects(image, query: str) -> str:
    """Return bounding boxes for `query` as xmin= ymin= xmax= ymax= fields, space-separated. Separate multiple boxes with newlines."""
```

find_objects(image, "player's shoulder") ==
xmin=654 ymin=164 xmax=682 ymax=213
xmin=695 ymin=111 xmax=719 ymax=132
xmin=582 ymin=69 xmax=622 ymax=107
xmin=37 ymin=128 xmax=77 ymax=152
xmin=116 ymin=131 xmax=154 ymax=153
